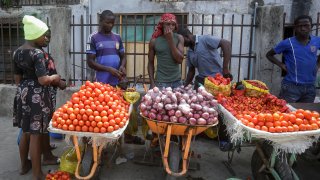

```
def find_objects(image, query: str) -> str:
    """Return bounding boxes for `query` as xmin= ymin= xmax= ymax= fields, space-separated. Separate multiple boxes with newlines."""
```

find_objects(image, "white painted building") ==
xmin=0 ymin=0 xmax=320 ymax=94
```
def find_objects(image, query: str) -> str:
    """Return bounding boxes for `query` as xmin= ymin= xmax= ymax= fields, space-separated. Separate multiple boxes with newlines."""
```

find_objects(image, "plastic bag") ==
xmin=141 ymin=117 xmax=149 ymax=139
xmin=125 ymin=107 xmax=138 ymax=136
xmin=204 ymin=77 xmax=231 ymax=97
xmin=242 ymin=80 xmax=269 ymax=97
xmin=204 ymin=127 xmax=218 ymax=139
xmin=123 ymin=91 xmax=140 ymax=104
xmin=59 ymin=146 xmax=83 ymax=174
xmin=17 ymin=128 xmax=22 ymax=145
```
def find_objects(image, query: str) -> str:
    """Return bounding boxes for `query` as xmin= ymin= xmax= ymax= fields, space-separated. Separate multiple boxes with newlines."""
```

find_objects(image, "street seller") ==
xmin=86 ymin=10 xmax=126 ymax=86
xmin=86 ymin=10 xmax=144 ymax=145
xmin=266 ymin=15 xmax=320 ymax=103
xmin=148 ymin=13 xmax=185 ymax=89
xmin=177 ymin=28 xmax=233 ymax=150
xmin=177 ymin=28 xmax=232 ymax=90
xmin=13 ymin=15 xmax=65 ymax=180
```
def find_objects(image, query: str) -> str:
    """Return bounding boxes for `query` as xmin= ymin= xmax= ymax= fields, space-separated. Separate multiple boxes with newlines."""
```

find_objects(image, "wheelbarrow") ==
xmin=144 ymin=117 xmax=218 ymax=178
xmin=48 ymin=104 xmax=133 ymax=180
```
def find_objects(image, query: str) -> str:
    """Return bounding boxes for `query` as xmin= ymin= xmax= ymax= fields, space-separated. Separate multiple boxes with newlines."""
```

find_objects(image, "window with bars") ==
xmin=113 ymin=14 xmax=188 ymax=42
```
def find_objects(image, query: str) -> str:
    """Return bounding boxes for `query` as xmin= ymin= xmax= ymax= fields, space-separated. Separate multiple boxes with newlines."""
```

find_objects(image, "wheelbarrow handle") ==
xmin=72 ymin=136 xmax=100 ymax=180
xmin=163 ymin=127 xmax=194 ymax=177
xmin=132 ymin=74 xmax=143 ymax=88
xmin=143 ymin=84 xmax=148 ymax=93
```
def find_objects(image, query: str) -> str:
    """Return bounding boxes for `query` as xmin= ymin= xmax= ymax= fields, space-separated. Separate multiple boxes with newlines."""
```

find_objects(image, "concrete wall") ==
xmin=85 ymin=0 xmax=319 ymax=23
xmin=48 ymin=8 xmax=72 ymax=84
xmin=263 ymin=0 xmax=320 ymax=23
xmin=88 ymin=0 xmax=251 ymax=19
xmin=0 ymin=8 xmax=75 ymax=117
xmin=255 ymin=5 xmax=284 ymax=95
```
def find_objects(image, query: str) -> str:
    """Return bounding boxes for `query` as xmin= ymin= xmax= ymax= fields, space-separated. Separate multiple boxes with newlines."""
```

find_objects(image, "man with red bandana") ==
xmin=148 ymin=13 xmax=184 ymax=89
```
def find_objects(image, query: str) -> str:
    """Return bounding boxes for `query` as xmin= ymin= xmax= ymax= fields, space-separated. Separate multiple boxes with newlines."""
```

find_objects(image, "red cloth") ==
xmin=151 ymin=13 xmax=178 ymax=39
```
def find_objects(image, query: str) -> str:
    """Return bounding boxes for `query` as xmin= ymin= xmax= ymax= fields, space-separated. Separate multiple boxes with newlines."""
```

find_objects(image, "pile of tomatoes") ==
xmin=46 ymin=171 xmax=70 ymax=180
xmin=236 ymin=109 xmax=320 ymax=133
xmin=207 ymin=73 xmax=231 ymax=85
xmin=51 ymin=81 xmax=130 ymax=133
xmin=245 ymin=80 xmax=268 ymax=90
xmin=217 ymin=93 xmax=289 ymax=115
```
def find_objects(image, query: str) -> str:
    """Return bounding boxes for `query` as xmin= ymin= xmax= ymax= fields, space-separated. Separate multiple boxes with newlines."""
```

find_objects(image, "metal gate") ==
xmin=69 ymin=13 xmax=256 ymax=86
xmin=0 ymin=18 xmax=23 ymax=84
xmin=0 ymin=12 xmax=256 ymax=85
xmin=0 ymin=17 xmax=50 ymax=84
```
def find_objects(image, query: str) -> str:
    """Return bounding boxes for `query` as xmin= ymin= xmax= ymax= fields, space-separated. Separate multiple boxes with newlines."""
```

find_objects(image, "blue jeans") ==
xmin=279 ymin=81 xmax=316 ymax=103
xmin=155 ymin=80 xmax=183 ymax=90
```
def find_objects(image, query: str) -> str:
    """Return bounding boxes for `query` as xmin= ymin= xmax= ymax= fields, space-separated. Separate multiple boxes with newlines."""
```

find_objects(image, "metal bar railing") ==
xmin=72 ymin=15 xmax=76 ymax=85
xmin=1 ymin=13 xmax=260 ymax=85
xmin=68 ymin=13 xmax=257 ymax=85
xmin=3 ymin=0 xmax=80 ymax=7
xmin=0 ymin=23 xmax=4 ymax=84
xmin=237 ymin=15 xmax=244 ymax=82
xmin=80 ymin=15 xmax=84 ymax=84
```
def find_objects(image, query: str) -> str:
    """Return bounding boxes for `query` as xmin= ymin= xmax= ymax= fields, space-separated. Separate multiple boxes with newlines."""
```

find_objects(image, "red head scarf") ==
xmin=151 ymin=13 xmax=178 ymax=39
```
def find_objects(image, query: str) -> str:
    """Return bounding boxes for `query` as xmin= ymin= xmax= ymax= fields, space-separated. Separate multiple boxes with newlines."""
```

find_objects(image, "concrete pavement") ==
xmin=0 ymin=116 xmax=320 ymax=180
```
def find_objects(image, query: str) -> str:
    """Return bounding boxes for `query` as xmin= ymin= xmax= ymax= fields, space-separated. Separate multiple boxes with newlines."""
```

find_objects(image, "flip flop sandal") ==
xmin=42 ymin=158 xmax=61 ymax=166
xmin=50 ymin=144 xmax=57 ymax=150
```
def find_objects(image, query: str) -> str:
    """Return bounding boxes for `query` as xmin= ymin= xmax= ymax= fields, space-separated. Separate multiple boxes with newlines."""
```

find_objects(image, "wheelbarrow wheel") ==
xmin=274 ymin=152 xmax=295 ymax=180
xmin=251 ymin=150 xmax=272 ymax=180
xmin=251 ymin=142 xmax=294 ymax=180
xmin=165 ymin=141 xmax=180 ymax=180
xmin=80 ymin=145 xmax=100 ymax=180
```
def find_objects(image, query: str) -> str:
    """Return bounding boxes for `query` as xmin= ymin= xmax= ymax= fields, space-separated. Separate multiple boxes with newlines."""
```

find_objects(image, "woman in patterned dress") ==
xmin=13 ymin=15 xmax=66 ymax=180
xmin=40 ymin=29 xmax=67 ymax=166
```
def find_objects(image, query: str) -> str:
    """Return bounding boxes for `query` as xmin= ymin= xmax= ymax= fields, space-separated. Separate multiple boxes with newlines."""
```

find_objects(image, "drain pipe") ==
xmin=84 ymin=0 xmax=92 ymax=82
xmin=250 ymin=2 xmax=258 ymax=79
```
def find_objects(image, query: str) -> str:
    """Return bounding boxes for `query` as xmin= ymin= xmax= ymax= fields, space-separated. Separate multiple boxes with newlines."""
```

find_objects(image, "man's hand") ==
xmin=163 ymin=25 xmax=174 ymax=41
xmin=119 ymin=66 xmax=126 ymax=76
xmin=223 ymin=73 xmax=233 ymax=81
xmin=109 ymin=67 xmax=124 ymax=80
xmin=280 ymin=63 xmax=287 ymax=73
xmin=222 ymin=68 xmax=233 ymax=80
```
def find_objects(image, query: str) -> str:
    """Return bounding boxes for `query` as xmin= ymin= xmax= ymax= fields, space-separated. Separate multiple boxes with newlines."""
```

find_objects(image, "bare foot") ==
xmin=20 ymin=159 xmax=32 ymax=175
xmin=33 ymin=172 xmax=45 ymax=180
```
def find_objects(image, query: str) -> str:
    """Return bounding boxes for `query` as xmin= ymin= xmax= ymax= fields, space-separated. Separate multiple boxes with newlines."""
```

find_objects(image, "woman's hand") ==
xmin=58 ymin=79 xmax=67 ymax=90
xmin=50 ymin=74 xmax=61 ymax=86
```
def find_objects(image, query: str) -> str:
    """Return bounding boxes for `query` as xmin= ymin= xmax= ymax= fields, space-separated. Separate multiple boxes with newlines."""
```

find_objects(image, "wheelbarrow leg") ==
xmin=163 ymin=124 xmax=172 ymax=160
xmin=73 ymin=135 xmax=81 ymax=162
xmin=73 ymin=137 xmax=99 ymax=180
xmin=163 ymin=126 xmax=193 ymax=177
xmin=183 ymin=128 xmax=193 ymax=161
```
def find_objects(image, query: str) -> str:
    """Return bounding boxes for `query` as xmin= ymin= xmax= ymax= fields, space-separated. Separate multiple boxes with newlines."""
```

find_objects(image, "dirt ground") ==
xmin=0 ymin=116 xmax=320 ymax=180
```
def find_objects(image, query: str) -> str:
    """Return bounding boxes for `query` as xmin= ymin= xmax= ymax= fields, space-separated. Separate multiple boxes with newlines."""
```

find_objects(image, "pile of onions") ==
xmin=140 ymin=85 xmax=219 ymax=125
